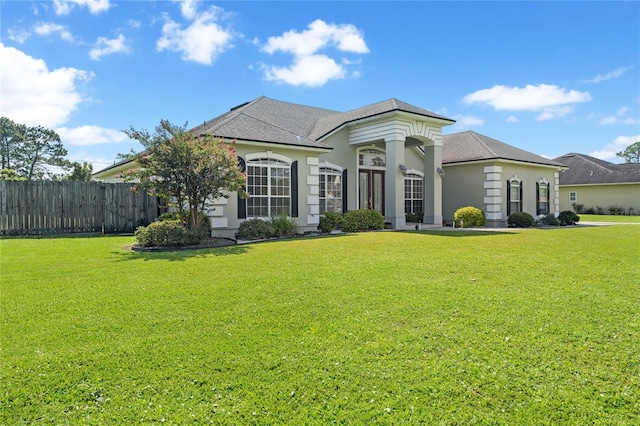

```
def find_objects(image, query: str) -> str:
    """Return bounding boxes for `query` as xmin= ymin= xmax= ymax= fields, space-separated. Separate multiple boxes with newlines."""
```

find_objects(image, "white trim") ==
xmin=245 ymin=151 xmax=292 ymax=163
xmin=319 ymin=161 xmax=344 ymax=172
xmin=306 ymin=156 xmax=319 ymax=166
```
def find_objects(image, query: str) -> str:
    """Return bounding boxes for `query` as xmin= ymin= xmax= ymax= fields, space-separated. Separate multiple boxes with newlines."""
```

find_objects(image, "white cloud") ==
xmin=53 ymin=0 xmax=111 ymax=15
xmin=56 ymin=125 xmax=131 ymax=146
xmin=156 ymin=5 xmax=233 ymax=65
xmin=451 ymin=114 xmax=484 ymax=128
xmin=261 ymin=19 xmax=369 ymax=87
xmin=177 ymin=0 xmax=199 ymax=20
xmin=7 ymin=28 xmax=31 ymax=44
xmin=597 ymin=106 xmax=640 ymax=125
xmin=265 ymin=55 xmax=344 ymax=87
xmin=0 ymin=43 xmax=93 ymax=128
xmin=584 ymin=66 xmax=633 ymax=84
xmin=589 ymin=135 xmax=640 ymax=161
xmin=89 ymin=34 xmax=130 ymax=60
xmin=506 ymin=116 xmax=519 ymax=123
xmin=463 ymin=84 xmax=591 ymax=121
xmin=34 ymin=22 xmax=74 ymax=42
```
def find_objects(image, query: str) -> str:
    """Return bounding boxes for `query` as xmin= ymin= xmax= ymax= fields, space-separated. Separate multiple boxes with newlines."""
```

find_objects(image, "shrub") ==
xmin=237 ymin=218 xmax=274 ymax=240
xmin=572 ymin=203 xmax=584 ymax=214
xmin=269 ymin=215 xmax=299 ymax=238
xmin=405 ymin=211 xmax=424 ymax=223
xmin=159 ymin=210 xmax=211 ymax=230
xmin=539 ymin=214 xmax=559 ymax=226
xmin=607 ymin=205 xmax=624 ymax=215
xmin=508 ymin=211 xmax=535 ymax=228
xmin=558 ymin=210 xmax=580 ymax=226
xmin=318 ymin=211 xmax=342 ymax=233
xmin=134 ymin=220 xmax=197 ymax=247
xmin=342 ymin=209 xmax=385 ymax=233
xmin=453 ymin=206 xmax=486 ymax=228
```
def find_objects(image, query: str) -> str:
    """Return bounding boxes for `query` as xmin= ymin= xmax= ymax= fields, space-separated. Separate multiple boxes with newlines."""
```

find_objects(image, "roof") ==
xmin=191 ymin=96 xmax=337 ymax=150
xmin=309 ymin=98 xmax=455 ymax=140
xmin=442 ymin=131 xmax=566 ymax=167
xmin=552 ymin=152 xmax=640 ymax=184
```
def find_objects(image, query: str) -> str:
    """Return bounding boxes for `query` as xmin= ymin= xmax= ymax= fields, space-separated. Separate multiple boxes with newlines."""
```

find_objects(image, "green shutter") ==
xmin=506 ymin=180 xmax=511 ymax=216
xmin=519 ymin=181 xmax=524 ymax=212
xmin=536 ymin=182 xmax=540 ymax=215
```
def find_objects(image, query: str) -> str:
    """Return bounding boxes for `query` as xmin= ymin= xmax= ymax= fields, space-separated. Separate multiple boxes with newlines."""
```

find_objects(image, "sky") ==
xmin=1 ymin=0 xmax=639 ymax=174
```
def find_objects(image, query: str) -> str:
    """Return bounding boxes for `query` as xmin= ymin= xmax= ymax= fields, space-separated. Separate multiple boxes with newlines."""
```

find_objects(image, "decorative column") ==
xmin=385 ymin=137 xmax=406 ymax=229
xmin=483 ymin=165 xmax=503 ymax=226
xmin=553 ymin=171 xmax=560 ymax=215
xmin=423 ymin=143 xmax=443 ymax=225
xmin=306 ymin=156 xmax=320 ymax=225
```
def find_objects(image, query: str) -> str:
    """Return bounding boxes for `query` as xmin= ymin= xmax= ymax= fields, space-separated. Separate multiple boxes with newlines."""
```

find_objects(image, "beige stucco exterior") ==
xmin=559 ymin=183 xmax=640 ymax=212
xmin=443 ymin=160 xmax=560 ymax=227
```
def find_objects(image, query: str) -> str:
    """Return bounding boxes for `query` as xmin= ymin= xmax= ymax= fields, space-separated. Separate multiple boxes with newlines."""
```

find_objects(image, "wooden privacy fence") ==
xmin=0 ymin=181 xmax=160 ymax=236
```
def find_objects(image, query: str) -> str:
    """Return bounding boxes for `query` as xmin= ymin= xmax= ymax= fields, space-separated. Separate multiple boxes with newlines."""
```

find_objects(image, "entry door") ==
xmin=359 ymin=170 xmax=385 ymax=215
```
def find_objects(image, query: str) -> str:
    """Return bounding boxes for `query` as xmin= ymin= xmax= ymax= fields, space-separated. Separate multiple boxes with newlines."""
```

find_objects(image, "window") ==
xmin=569 ymin=192 xmax=577 ymax=203
xmin=246 ymin=158 xmax=290 ymax=217
xmin=404 ymin=173 xmax=423 ymax=215
xmin=507 ymin=178 xmax=523 ymax=216
xmin=359 ymin=149 xmax=385 ymax=168
xmin=536 ymin=180 xmax=550 ymax=215
xmin=319 ymin=166 xmax=342 ymax=214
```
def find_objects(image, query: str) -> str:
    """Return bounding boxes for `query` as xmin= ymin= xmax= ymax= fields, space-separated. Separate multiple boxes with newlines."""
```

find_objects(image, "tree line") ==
xmin=0 ymin=117 xmax=93 ymax=181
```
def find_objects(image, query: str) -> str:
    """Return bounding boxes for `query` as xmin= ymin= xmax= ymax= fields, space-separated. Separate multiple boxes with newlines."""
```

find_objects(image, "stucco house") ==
xmin=552 ymin=153 xmax=640 ymax=213
xmin=442 ymin=131 xmax=566 ymax=227
xmin=94 ymin=96 xmax=566 ymax=236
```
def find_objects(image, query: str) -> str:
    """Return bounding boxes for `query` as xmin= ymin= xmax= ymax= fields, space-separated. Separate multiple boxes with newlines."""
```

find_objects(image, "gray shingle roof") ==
xmin=552 ymin=153 xmax=640 ymax=184
xmin=190 ymin=96 xmax=336 ymax=149
xmin=442 ymin=131 xmax=565 ymax=167
xmin=309 ymin=98 xmax=455 ymax=140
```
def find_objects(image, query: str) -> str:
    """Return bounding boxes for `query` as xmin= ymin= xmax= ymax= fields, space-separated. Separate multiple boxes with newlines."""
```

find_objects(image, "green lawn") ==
xmin=578 ymin=214 xmax=640 ymax=223
xmin=2 ymin=226 xmax=639 ymax=424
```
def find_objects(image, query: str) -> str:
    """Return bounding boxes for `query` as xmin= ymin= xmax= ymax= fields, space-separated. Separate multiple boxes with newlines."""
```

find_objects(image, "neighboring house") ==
xmin=441 ymin=131 xmax=566 ymax=227
xmin=94 ymin=96 xmax=565 ymax=236
xmin=552 ymin=153 xmax=640 ymax=213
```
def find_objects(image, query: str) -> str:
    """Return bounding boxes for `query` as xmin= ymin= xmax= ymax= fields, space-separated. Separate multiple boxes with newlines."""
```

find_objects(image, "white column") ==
xmin=385 ymin=137 xmax=406 ymax=229
xmin=423 ymin=144 xmax=443 ymax=225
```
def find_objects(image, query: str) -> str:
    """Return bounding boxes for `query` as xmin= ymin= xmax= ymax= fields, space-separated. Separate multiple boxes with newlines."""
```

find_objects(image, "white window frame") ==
xmin=319 ymin=162 xmax=343 ymax=214
xmin=245 ymin=152 xmax=292 ymax=218
xmin=569 ymin=191 xmax=577 ymax=203
xmin=404 ymin=171 xmax=424 ymax=215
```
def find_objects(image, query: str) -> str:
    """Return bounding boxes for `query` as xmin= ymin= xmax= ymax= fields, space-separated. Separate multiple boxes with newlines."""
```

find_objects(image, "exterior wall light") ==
xmin=437 ymin=167 xmax=445 ymax=178
xmin=399 ymin=164 xmax=408 ymax=175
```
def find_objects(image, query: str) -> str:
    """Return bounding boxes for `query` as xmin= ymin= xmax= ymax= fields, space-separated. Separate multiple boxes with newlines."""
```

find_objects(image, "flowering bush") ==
xmin=454 ymin=206 xmax=486 ymax=228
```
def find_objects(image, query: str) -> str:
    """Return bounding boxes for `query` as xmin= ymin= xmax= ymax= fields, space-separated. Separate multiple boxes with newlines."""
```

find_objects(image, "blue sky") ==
xmin=1 ymin=0 xmax=639 ymax=173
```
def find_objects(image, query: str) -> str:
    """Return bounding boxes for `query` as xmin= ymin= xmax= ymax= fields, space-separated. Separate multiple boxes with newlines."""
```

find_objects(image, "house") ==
xmin=94 ymin=96 xmax=566 ymax=236
xmin=441 ymin=131 xmax=566 ymax=227
xmin=552 ymin=153 xmax=640 ymax=214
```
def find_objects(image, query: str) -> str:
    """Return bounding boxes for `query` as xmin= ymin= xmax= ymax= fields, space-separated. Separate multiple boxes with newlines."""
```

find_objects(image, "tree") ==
xmin=616 ymin=141 xmax=640 ymax=163
xmin=120 ymin=120 xmax=247 ymax=230
xmin=0 ymin=117 xmax=68 ymax=180
xmin=0 ymin=169 xmax=27 ymax=181
xmin=65 ymin=161 xmax=94 ymax=181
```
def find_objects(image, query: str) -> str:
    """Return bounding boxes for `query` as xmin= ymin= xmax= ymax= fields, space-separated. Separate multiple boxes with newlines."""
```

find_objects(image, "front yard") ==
xmin=1 ymin=225 xmax=638 ymax=424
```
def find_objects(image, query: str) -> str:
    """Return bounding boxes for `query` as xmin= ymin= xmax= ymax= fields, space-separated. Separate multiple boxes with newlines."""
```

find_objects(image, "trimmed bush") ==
xmin=135 ymin=220 xmax=197 ymax=247
xmin=453 ymin=206 xmax=486 ymax=228
xmin=508 ymin=212 xmax=535 ymax=228
xmin=539 ymin=214 xmax=559 ymax=226
xmin=269 ymin=215 xmax=299 ymax=238
xmin=342 ymin=209 xmax=385 ymax=233
xmin=558 ymin=210 xmax=580 ymax=226
xmin=318 ymin=211 xmax=342 ymax=233
xmin=158 ymin=210 xmax=211 ymax=230
xmin=237 ymin=218 xmax=274 ymax=240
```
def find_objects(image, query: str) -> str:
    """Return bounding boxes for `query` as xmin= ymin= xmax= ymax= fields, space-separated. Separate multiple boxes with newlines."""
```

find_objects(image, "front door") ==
xmin=359 ymin=169 xmax=385 ymax=215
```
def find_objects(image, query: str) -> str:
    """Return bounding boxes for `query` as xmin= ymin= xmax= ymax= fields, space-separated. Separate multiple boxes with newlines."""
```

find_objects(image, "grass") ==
xmin=578 ymin=214 xmax=640 ymax=223
xmin=1 ymin=226 xmax=639 ymax=424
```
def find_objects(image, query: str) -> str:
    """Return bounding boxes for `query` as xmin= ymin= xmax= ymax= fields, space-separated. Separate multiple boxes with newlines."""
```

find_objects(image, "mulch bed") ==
xmin=128 ymin=237 xmax=236 ymax=252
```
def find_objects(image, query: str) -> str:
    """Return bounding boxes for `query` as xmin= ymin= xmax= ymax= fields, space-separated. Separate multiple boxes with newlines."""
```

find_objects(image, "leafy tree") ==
xmin=120 ymin=120 xmax=247 ymax=230
xmin=616 ymin=141 xmax=640 ymax=163
xmin=65 ymin=161 xmax=94 ymax=181
xmin=0 ymin=117 xmax=68 ymax=180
